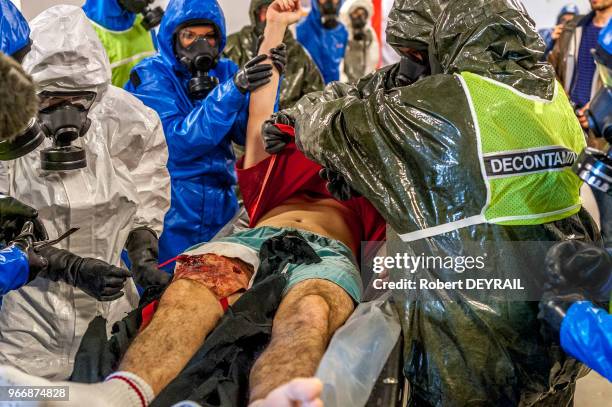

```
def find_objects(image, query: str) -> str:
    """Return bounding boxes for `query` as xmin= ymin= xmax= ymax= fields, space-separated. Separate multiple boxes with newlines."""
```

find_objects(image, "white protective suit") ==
xmin=0 ymin=5 xmax=171 ymax=380
xmin=339 ymin=0 xmax=380 ymax=83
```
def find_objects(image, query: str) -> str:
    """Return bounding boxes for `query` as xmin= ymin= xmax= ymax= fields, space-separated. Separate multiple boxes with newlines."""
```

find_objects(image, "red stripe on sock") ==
xmin=107 ymin=374 xmax=147 ymax=407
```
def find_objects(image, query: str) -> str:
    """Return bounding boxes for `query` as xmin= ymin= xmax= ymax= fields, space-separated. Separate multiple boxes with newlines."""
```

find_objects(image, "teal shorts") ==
xmin=185 ymin=226 xmax=362 ymax=302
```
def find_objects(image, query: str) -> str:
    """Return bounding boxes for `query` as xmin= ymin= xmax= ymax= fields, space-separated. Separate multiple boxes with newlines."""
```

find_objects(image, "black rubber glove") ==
xmin=38 ymin=246 xmax=131 ymax=301
xmin=234 ymin=54 xmax=273 ymax=94
xmin=10 ymin=221 xmax=48 ymax=281
xmin=0 ymin=196 xmax=47 ymax=244
xmin=319 ymin=168 xmax=361 ymax=201
xmin=125 ymin=227 xmax=170 ymax=289
xmin=262 ymin=112 xmax=295 ymax=154
xmin=538 ymin=291 xmax=586 ymax=335
xmin=270 ymin=43 xmax=287 ymax=74
xmin=544 ymin=240 xmax=612 ymax=300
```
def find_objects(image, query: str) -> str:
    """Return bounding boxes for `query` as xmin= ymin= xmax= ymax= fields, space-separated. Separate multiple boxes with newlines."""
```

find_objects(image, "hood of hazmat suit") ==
xmin=338 ymin=0 xmax=380 ymax=83
xmin=0 ymin=5 xmax=170 ymax=380
xmin=296 ymin=0 xmax=348 ymax=83
xmin=294 ymin=0 xmax=600 ymax=404
xmin=125 ymin=0 xmax=249 ymax=267
xmin=223 ymin=0 xmax=324 ymax=109
xmin=0 ymin=0 xmax=30 ymax=57
xmin=283 ymin=0 xmax=445 ymax=116
xmin=82 ymin=0 xmax=157 ymax=87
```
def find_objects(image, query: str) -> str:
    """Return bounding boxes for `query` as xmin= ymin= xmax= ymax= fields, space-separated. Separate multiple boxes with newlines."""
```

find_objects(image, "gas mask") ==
xmin=38 ymin=91 xmax=94 ymax=171
xmin=254 ymin=4 xmax=270 ymax=36
xmin=396 ymin=52 xmax=430 ymax=87
xmin=573 ymin=86 xmax=612 ymax=194
xmin=176 ymin=35 xmax=220 ymax=100
xmin=320 ymin=0 xmax=340 ymax=29
xmin=0 ymin=91 xmax=94 ymax=171
xmin=118 ymin=0 xmax=164 ymax=30
xmin=350 ymin=14 xmax=367 ymax=41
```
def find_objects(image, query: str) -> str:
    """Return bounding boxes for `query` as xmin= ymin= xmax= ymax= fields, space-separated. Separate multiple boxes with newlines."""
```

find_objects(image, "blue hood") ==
xmin=82 ymin=0 xmax=136 ymax=32
xmin=0 ymin=0 xmax=30 ymax=56
xmin=158 ymin=0 xmax=227 ymax=70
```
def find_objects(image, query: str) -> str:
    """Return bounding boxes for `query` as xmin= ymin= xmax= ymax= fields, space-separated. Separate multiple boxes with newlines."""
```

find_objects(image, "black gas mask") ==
xmin=119 ymin=0 xmax=164 ymax=30
xmin=396 ymin=52 xmax=430 ymax=87
xmin=254 ymin=4 xmax=270 ymax=36
xmin=176 ymin=26 xmax=221 ymax=100
xmin=320 ymin=0 xmax=340 ymax=29
xmin=573 ymin=86 xmax=612 ymax=195
xmin=0 ymin=91 xmax=94 ymax=171
xmin=350 ymin=9 xmax=368 ymax=41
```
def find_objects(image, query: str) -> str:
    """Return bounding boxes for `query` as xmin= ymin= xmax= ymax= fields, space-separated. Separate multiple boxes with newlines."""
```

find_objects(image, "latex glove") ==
xmin=38 ymin=246 xmax=131 ymax=301
xmin=234 ymin=54 xmax=273 ymax=94
xmin=319 ymin=168 xmax=361 ymax=201
xmin=0 ymin=195 xmax=47 ymax=244
xmin=262 ymin=112 xmax=295 ymax=154
xmin=545 ymin=240 xmax=612 ymax=300
xmin=125 ymin=227 xmax=170 ymax=289
xmin=270 ymin=43 xmax=287 ymax=74
xmin=10 ymin=221 xmax=48 ymax=280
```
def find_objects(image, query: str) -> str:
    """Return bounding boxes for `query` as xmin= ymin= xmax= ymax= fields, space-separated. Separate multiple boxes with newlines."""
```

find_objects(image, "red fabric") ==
xmin=219 ymin=297 xmax=229 ymax=312
xmin=372 ymin=0 xmax=383 ymax=67
xmin=236 ymin=141 xmax=386 ymax=253
xmin=139 ymin=300 xmax=159 ymax=332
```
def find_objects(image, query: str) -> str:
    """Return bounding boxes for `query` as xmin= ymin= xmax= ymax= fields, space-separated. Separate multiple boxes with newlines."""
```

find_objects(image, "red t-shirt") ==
xmin=235 ymin=143 xmax=386 ymax=248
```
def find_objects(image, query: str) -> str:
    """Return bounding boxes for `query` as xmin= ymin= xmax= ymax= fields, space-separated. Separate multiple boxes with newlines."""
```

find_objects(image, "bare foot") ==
xmin=249 ymin=378 xmax=323 ymax=407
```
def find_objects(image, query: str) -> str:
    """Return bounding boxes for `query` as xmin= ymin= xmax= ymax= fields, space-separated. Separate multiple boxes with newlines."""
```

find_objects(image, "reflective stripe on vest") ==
xmin=399 ymin=73 xmax=585 ymax=242
xmin=90 ymin=16 xmax=156 ymax=88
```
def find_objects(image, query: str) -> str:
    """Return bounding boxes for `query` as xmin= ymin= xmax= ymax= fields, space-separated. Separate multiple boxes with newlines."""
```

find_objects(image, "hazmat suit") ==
xmin=296 ymin=0 xmax=348 ymax=84
xmin=125 ymin=0 xmax=251 ymax=268
xmin=0 ymin=5 xmax=171 ymax=380
xmin=284 ymin=0 xmax=444 ymax=109
xmin=339 ymin=0 xmax=379 ymax=83
xmin=0 ymin=0 xmax=29 ymax=60
xmin=82 ymin=0 xmax=158 ymax=88
xmin=292 ymin=0 xmax=600 ymax=404
xmin=223 ymin=0 xmax=324 ymax=110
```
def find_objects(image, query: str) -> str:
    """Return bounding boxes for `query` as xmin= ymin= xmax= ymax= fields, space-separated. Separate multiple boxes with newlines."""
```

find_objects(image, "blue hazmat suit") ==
xmin=561 ymin=301 xmax=611 ymax=381
xmin=83 ymin=0 xmax=138 ymax=31
xmin=0 ymin=1 xmax=30 ymax=296
xmin=125 ymin=0 xmax=248 ymax=268
xmin=0 ymin=0 xmax=29 ymax=56
xmin=0 ymin=245 xmax=28 ymax=297
xmin=296 ymin=0 xmax=348 ymax=84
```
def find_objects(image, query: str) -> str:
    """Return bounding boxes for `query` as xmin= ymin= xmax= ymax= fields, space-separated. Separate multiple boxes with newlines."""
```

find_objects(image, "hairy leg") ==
xmin=249 ymin=279 xmax=354 ymax=402
xmin=120 ymin=279 xmax=224 ymax=395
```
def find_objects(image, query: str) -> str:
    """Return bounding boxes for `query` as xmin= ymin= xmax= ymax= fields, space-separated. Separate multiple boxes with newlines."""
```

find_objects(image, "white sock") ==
xmin=0 ymin=365 xmax=154 ymax=407
xmin=101 ymin=371 xmax=155 ymax=407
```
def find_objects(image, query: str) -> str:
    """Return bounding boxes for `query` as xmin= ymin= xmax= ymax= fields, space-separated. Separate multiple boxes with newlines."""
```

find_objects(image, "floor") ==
xmin=574 ymin=372 xmax=611 ymax=406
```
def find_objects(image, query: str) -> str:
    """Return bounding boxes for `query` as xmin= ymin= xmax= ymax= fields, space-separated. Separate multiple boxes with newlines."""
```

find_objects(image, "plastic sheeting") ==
xmin=316 ymin=294 xmax=401 ymax=407
xmin=223 ymin=0 xmax=324 ymax=110
xmin=0 ymin=5 xmax=170 ymax=379
xmin=291 ymin=0 xmax=600 ymax=404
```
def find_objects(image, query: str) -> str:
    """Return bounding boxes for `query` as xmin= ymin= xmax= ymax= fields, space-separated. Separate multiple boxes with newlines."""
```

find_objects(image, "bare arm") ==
xmin=243 ymin=0 xmax=302 ymax=169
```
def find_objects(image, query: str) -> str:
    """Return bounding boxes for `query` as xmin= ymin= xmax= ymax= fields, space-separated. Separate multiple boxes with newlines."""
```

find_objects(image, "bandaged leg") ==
xmin=248 ymin=279 xmax=355 ymax=402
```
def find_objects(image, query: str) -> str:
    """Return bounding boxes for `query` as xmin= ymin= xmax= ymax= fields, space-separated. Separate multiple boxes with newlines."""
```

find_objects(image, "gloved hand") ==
xmin=125 ymin=227 xmax=170 ymax=289
xmin=0 ymin=196 xmax=48 ymax=244
xmin=262 ymin=112 xmax=295 ymax=154
xmin=37 ymin=246 xmax=131 ymax=301
xmin=234 ymin=54 xmax=273 ymax=94
xmin=10 ymin=221 xmax=48 ymax=281
xmin=270 ymin=43 xmax=287 ymax=74
xmin=319 ymin=168 xmax=361 ymax=201
xmin=538 ymin=291 xmax=586 ymax=334
xmin=544 ymin=240 xmax=612 ymax=300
